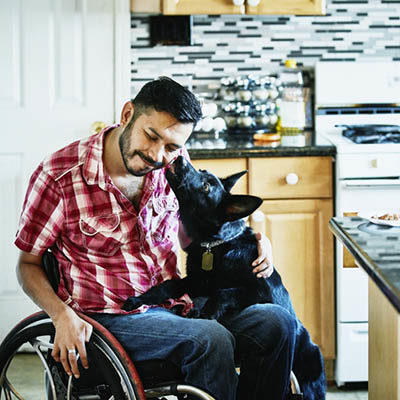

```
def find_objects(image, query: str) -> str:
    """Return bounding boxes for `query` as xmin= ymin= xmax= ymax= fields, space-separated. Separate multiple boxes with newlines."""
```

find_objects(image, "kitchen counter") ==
xmin=187 ymin=131 xmax=336 ymax=159
xmin=329 ymin=216 xmax=400 ymax=399
xmin=329 ymin=216 xmax=400 ymax=313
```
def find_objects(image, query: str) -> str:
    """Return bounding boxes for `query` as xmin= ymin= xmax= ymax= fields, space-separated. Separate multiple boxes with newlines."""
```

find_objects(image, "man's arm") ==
xmin=16 ymin=251 xmax=92 ymax=378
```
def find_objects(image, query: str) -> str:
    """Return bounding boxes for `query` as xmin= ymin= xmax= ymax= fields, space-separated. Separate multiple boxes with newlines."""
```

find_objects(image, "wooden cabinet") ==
xmin=257 ymin=199 xmax=334 ymax=358
xmin=368 ymin=279 xmax=400 ymax=400
xmin=249 ymin=156 xmax=334 ymax=360
xmin=163 ymin=0 xmax=243 ymax=15
xmin=161 ymin=0 xmax=325 ymax=15
xmin=130 ymin=0 xmax=326 ymax=15
xmin=247 ymin=0 xmax=325 ymax=16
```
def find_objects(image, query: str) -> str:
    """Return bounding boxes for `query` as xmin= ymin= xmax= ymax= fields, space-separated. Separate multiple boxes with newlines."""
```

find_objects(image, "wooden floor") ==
xmin=4 ymin=353 xmax=368 ymax=399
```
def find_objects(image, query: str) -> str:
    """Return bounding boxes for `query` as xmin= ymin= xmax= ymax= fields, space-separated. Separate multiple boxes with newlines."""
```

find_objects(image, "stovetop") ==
xmin=340 ymin=124 xmax=400 ymax=144
xmin=315 ymin=107 xmax=400 ymax=154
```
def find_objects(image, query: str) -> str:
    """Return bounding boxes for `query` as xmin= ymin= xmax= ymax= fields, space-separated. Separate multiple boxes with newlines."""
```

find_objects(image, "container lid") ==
xmin=285 ymin=59 xmax=297 ymax=68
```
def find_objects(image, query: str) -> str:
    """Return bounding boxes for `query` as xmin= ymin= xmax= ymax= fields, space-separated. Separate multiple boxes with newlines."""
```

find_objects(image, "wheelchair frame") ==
xmin=0 ymin=311 xmax=215 ymax=400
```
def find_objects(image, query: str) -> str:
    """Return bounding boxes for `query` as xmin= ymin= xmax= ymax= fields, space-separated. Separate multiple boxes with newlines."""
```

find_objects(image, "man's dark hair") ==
xmin=131 ymin=76 xmax=202 ymax=126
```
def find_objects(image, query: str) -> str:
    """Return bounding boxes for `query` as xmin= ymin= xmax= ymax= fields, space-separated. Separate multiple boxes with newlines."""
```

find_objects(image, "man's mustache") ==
xmin=133 ymin=150 xmax=164 ymax=168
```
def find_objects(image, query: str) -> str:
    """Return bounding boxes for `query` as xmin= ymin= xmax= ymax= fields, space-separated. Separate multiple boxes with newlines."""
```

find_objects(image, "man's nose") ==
xmin=149 ymin=143 xmax=169 ymax=165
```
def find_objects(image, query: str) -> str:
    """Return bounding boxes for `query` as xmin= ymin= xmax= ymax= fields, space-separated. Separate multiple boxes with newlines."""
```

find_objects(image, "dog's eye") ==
xmin=202 ymin=182 xmax=210 ymax=193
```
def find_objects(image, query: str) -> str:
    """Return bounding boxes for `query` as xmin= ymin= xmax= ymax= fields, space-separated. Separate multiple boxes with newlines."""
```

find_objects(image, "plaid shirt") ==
xmin=15 ymin=126 xmax=192 ymax=314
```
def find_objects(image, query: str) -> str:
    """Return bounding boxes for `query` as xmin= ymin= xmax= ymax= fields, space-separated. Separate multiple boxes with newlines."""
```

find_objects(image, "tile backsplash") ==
xmin=130 ymin=0 xmax=400 ymax=94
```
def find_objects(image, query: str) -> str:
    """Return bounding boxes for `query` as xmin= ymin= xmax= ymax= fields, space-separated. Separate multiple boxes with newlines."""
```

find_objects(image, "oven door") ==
xmin=336 ymin=178 xmax=400 ymax=323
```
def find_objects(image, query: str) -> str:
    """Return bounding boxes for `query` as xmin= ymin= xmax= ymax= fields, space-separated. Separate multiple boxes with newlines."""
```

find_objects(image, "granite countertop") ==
xmin=329 ymin=216 xmax=400 ymax=313
xmin=187 ymin=131 xmax=336 ymax=159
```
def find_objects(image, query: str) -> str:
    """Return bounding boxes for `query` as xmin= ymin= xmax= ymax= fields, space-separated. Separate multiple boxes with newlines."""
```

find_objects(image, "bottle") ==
xmin=278 ymin=60 xmax=306 ymax=146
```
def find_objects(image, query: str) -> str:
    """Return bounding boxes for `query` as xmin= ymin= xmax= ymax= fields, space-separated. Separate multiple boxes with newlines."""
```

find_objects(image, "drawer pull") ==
xmin=285 ymin=173 xmax=299 ymax=185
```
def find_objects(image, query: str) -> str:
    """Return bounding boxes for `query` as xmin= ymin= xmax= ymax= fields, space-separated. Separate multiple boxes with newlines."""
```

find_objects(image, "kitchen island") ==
xmin=329 ymin=216 xmax=400 ymax=400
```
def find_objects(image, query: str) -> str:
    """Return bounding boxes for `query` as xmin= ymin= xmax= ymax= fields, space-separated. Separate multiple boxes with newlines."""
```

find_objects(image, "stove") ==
xmin=315 ymin=61 xmax=400 ymax=386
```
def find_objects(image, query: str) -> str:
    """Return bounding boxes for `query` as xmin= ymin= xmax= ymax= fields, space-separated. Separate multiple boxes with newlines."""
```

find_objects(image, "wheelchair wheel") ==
xmin=0 ymin=312 xmax=145 ymax=400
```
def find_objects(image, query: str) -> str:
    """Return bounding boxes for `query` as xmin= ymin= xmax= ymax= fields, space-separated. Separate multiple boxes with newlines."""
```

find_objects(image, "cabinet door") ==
xmin=192 ymin=158 xmax=248 ymax=195
xmin=163 ymin=0 xmax=244 ymax=15
xmin=246 ymin=0 xmax=326 ymax=15
xmin=257 ymin=198 xmax=335 ymax=359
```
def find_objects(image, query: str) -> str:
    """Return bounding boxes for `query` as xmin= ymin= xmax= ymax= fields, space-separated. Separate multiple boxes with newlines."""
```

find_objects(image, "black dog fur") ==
xmin=123 ymin=155 xmax=326 ymax=399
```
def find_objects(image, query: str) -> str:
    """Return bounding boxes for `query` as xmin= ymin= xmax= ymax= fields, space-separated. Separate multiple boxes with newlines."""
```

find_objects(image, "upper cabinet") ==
xmin=163 ymin=0 xmax=243 ymax=15
xmin=130 ymin=0 xmax=326 ymax=16
xmin=246 ymin=0 xmax=326 ymax=15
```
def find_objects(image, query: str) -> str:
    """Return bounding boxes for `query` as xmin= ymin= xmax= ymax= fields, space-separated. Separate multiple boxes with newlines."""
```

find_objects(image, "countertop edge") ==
xmin=329 ymin=218 xmax=400 ymax=313
xmin=188 ymin=145 xmax=336 ymax=159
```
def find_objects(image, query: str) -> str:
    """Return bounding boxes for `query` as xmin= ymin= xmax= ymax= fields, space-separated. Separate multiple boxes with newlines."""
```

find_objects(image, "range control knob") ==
xmin=285 ymin=173 xmax=299 ymax=185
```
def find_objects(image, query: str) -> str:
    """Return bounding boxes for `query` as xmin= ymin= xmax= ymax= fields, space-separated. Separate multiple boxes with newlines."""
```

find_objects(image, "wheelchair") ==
xmin=0 ymin=252 xmax=303 ymax=399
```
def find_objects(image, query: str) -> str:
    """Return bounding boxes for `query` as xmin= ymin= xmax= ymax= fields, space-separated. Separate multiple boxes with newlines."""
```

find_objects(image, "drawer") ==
xmin=249 ymin=156 xmax=332 ymax=199
xmin=191 ymin=158 xmax=248 ymax=194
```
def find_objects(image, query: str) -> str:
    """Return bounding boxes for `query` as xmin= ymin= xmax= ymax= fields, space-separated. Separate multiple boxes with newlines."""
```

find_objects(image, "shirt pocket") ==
xmin=150 ymin=195 xmax=179 ymax=244
xmin=79 ymin=213 xmax=123 ymax=256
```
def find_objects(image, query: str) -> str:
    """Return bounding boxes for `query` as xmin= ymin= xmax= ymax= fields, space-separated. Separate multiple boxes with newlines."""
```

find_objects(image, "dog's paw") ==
xmin=122 ymin=297 xmax=143 ymax=311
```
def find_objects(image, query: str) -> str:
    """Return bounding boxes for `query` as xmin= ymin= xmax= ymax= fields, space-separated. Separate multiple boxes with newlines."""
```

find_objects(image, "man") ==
xmin=15 ymin=77 xmax=296 ymax=400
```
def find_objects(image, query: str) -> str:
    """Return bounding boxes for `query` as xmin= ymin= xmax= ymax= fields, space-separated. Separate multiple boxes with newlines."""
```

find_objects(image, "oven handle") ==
xmin=342 ymin=178 xmax=400 ymax=188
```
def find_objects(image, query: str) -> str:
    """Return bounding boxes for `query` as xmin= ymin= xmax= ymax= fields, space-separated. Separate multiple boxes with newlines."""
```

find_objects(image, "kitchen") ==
xmin=0 ymin=0 xmax=399 ymax=398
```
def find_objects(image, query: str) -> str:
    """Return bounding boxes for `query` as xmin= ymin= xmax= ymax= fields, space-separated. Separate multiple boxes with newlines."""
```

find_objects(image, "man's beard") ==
xmin=118 ymin=122 xmax=164 ymax=177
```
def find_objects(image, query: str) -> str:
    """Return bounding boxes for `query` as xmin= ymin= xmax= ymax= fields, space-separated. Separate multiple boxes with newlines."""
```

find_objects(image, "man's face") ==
xmin=119 ymin=108 xmax=193 ymax=177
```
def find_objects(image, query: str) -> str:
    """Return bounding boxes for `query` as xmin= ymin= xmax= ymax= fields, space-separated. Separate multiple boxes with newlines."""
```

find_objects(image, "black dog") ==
xmin=123 ymin=155 xmax=326 ymax=399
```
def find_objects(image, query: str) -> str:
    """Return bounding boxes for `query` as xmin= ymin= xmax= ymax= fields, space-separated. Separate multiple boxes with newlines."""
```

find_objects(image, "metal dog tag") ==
xmin=202 ymin=251 xmax=214 ymax=271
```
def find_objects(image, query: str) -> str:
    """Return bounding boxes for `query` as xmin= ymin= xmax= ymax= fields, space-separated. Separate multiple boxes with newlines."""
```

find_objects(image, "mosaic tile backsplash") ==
xmin=130 ymin=0 xmax=400 ymax=94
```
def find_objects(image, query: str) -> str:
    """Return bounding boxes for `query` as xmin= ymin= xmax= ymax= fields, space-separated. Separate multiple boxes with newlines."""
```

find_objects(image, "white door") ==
xmin=0 ymin=0 xmax=130 ymax=342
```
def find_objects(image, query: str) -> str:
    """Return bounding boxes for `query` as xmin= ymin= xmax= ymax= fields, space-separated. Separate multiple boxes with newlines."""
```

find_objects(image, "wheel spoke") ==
xmin=29 ymin=339 xmax=57 ymax=400
xmin=3 ymin=377 xmax=24 ymax=400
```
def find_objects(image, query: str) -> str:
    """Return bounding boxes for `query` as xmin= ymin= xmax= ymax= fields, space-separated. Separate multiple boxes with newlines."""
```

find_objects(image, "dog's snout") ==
xmin=174 ymin=155 xmax=186 ymax=167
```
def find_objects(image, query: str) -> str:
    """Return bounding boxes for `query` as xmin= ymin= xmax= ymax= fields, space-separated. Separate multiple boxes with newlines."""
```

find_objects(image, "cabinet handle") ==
xmin=232 ymin=0 xmax=245 ymax=5
xmin=285 ymin=173 xmax=299 ymax=185
xmin=247 ymin=0 xmax=260 ymax=5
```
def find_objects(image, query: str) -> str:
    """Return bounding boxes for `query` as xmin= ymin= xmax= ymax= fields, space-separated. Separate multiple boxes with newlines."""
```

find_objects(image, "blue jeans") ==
xmin=91 ymin=303 xmax=296 ymax=400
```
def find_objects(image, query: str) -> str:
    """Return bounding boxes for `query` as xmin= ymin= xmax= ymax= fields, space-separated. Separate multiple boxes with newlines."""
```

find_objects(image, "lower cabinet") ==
xmin=256 ymin=198 xmax=335 ymax=359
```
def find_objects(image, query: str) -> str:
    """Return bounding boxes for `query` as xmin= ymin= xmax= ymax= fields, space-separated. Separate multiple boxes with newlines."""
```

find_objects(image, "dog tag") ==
xmin=202 ymin=251 xmax=214 ymax=271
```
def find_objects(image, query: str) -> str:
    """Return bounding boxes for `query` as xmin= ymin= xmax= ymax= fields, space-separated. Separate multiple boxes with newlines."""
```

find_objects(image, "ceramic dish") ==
xmin=368 ymin=212 xmax=400 ymax=227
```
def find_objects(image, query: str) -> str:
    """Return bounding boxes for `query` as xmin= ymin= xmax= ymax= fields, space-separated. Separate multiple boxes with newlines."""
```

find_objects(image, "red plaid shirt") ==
xmin=15 ymin=126 xmax=192 ymax=314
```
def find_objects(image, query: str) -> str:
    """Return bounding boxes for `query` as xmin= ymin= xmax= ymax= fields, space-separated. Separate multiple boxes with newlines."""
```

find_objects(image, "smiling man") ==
xmin=14 ymin=77 xmax=293 ymax=400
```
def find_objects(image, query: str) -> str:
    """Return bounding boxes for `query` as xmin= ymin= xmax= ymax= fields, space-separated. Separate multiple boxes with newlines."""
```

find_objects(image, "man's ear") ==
xmin=220 ymin=170 xmax=248 ymax=192
xmin=120 ymin=101 xmax=134 ymax=127
xmin=223 ymin=195 xmax=263 ymax=221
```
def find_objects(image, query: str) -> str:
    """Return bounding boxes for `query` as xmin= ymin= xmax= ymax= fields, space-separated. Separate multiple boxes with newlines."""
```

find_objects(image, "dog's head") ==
xmin=166 ymin=156 xmax=262 ymax=239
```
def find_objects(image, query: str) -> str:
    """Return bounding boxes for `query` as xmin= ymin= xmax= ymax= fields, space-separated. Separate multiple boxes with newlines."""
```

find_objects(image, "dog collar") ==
xmin=200 ymin=239 xmax=225 ymax=251
xmin=200 ymin=227 xmax=245 ymax=271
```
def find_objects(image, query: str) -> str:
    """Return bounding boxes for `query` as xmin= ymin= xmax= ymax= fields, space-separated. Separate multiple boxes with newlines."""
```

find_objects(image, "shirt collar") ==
xmin=82 ymin=124 xmax=119 ymax=189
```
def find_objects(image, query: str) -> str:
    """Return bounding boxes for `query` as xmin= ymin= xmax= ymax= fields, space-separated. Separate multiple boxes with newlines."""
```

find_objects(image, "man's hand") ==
xmin=252 ymin=232 xmax=274 ymax=278
xmin=51 ymin=307 xmax=93 ymax=379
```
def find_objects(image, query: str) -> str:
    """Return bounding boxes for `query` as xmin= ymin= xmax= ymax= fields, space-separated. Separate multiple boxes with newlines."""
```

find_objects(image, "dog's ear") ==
xmin=220 ymin=170 xmax=248 ymax=192
xmin=223 ymin=195 xmax=263 ymax=221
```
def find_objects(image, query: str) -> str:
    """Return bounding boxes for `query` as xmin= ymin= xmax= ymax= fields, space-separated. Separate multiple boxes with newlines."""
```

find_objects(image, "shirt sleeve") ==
xmin=15 ymin=164 xmax=64 ymax=256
